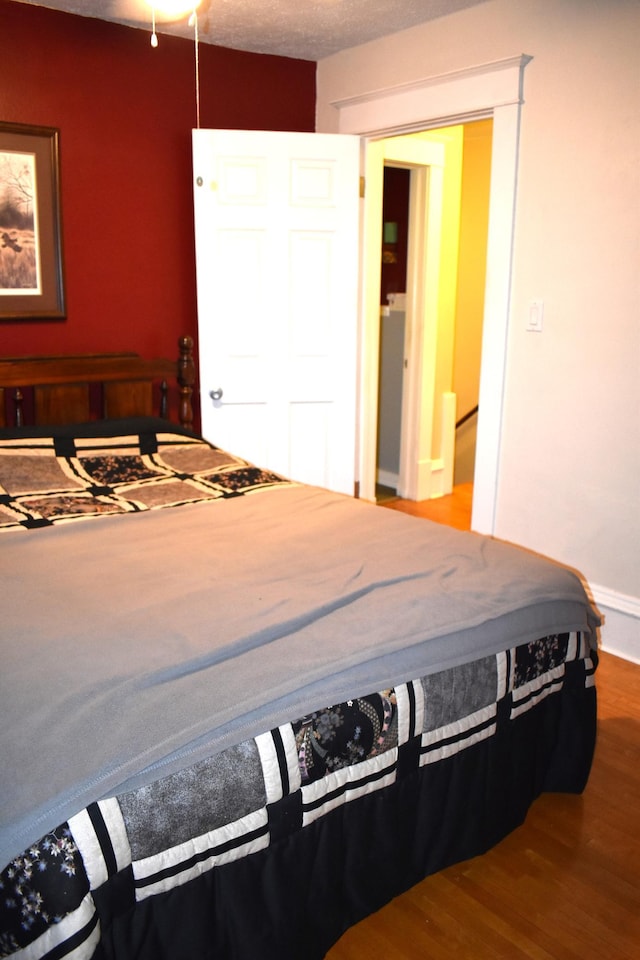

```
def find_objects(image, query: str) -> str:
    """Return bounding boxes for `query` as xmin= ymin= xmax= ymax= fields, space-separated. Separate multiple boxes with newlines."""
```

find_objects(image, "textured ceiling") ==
xmin=13 ymin=0 xmax=489 ymax=60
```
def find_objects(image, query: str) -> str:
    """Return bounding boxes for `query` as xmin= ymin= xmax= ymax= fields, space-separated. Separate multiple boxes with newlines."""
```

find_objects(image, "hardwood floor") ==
xmin=326 ymin=653 xmax=640 ymax=960
xmin=325 ymin=492 xmax=640 ymax=959
xmin=379 ymin=483 xmax=473 ymax=532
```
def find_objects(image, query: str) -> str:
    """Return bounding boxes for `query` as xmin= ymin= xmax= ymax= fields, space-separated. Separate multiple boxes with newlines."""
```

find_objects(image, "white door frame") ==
xmin=331 ymin=55 xmax=532 ymax=535
xmin=364 ymin=137 xmax=447 ymax=503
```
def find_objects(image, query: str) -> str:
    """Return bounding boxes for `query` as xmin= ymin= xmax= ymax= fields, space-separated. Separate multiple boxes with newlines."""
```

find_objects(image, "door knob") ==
xmin=209 ymin=388 xmax=224 ymax=401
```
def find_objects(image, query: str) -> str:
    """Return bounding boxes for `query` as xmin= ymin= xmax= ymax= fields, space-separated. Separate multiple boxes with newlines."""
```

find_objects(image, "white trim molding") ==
xmin=331 ymin=56 xmax=533 ymax=136
xmin=331 ymin=55 xmax=533 ymax=535
xmin=590 ymin=584 xmax=640 ymax=664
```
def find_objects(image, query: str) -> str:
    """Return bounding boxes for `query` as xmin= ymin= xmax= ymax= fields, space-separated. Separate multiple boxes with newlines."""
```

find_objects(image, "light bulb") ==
xmin=145 ymin=0 xmax=202 ymax=17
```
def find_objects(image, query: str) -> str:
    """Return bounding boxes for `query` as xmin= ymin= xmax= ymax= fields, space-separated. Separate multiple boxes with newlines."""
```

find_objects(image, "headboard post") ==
xmin=177 ymin=336 xmax=196 ymax=430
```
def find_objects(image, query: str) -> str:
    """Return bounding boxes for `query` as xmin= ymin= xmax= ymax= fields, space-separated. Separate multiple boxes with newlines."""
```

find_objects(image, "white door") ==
xmin=192 ymin=129 xmax=360 ymax=495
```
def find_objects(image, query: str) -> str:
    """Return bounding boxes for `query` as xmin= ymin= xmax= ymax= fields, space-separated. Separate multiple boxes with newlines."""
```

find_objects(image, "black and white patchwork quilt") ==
xmin=0 ymin=422 xmax=290 ymax=532
xmin=0 ymin=419 xmax=600 ymax=960
xmin=0 ymin=630 xmax=596 ymax=959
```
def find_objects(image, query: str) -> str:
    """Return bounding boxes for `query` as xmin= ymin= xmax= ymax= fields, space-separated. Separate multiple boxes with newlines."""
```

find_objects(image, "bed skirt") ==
xmin=56 ymin=646 xmax=598 ymax=960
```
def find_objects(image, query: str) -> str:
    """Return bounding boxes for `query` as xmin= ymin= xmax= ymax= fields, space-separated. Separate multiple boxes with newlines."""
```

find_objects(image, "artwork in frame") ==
xmin=0 ymin=122 xmax=65 ymax=320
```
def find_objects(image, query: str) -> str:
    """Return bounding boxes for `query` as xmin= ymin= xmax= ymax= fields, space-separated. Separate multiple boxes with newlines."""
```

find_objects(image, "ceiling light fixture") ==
xmin=147 ymin=1 xmax=202 ymax=45
xmin=146 ymin=0 xmax=203 ymax=17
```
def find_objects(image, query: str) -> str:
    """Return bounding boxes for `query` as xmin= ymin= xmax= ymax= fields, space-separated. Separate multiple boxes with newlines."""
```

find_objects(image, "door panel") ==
xmin=193 ymin=129 xmax=360 ymax=495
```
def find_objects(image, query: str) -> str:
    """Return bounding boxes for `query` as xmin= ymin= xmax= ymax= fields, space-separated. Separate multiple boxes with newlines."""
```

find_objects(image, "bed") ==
xmin=0 ymin=338 xmax=599 ymax=960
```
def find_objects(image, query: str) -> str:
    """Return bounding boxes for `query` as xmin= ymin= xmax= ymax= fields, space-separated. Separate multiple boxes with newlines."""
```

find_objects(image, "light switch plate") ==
xmin=527 ymin=299 xmax=544 ymax=332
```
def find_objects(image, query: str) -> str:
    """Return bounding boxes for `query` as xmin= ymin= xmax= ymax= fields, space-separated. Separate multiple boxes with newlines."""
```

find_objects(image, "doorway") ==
xmin=335 ymin=54 xmax=532 ymax=534
xmin=375 ymin=120 xmax=493 ymax=505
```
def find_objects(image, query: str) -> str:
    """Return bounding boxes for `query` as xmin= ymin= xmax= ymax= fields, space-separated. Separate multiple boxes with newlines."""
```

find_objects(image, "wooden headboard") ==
xmin=0 ymin=335 xmax=196 ymax=430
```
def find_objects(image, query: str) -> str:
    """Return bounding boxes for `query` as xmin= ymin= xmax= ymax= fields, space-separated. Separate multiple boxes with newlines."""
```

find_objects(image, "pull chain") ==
xmin=149 ymin=3 xmax=200 ymax=128
xmin=190 ymin=10 xmax=201 ymax=129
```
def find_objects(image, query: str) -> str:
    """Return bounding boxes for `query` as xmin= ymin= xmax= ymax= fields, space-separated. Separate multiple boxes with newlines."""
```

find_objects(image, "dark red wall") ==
xmin=0 ymin=0 xmax=315 ymax=365
xmin=380 ymin=166 xmax=410 ymax=305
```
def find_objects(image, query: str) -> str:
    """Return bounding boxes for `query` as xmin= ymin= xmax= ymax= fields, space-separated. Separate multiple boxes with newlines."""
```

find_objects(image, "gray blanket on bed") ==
xmin=0 ymin=484 xmax=599 ymax=868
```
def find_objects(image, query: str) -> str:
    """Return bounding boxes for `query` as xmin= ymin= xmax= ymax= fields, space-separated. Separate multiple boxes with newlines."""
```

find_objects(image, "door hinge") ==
xmin=359 ymin=176 xmax=365 ymax=199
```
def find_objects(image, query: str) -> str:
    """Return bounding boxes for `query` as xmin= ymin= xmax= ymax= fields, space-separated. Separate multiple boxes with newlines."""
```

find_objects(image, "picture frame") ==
xmin=0 ymin=122 xmax=65 ymax=320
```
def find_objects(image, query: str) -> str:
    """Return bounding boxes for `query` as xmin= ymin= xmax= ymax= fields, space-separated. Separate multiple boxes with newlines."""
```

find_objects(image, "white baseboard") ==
xmin=377 ymin=469 xmax=399 ymax=490
xmin=590 ymin=584 xmax=640 ymax=664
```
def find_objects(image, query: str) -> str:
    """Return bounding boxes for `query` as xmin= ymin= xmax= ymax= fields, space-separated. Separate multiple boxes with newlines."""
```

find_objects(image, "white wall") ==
xmin=316 ymin=0 xmax=640 ymax=660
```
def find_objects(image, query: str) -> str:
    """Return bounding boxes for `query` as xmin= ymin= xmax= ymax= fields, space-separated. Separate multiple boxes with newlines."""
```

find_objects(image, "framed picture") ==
xmin=0 ymin=122 xmax=65 ymax=320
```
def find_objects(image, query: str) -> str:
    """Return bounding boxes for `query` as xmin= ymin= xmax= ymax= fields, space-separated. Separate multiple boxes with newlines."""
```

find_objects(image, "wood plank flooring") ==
xmin=327 ymin=653 xmax=640 ymax=960
xmin=325 ymin=490 xmax=640 ymax=959
xmin=378 ymin=483 xmax=473 ymax=531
